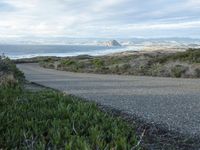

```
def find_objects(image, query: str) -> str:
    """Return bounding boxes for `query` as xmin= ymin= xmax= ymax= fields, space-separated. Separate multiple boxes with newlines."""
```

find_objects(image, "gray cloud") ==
xmin=0 ymin=0 xmax=199 ymax=38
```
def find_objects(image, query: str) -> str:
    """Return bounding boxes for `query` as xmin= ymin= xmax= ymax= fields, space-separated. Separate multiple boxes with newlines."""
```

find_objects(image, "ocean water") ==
xmin=0 ymin=45 xmax=130 ymax=59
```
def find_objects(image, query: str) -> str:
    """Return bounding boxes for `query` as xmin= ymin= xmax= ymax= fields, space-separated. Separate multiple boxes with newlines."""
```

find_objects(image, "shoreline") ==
xmin=13 ymin=48 xmax=183 ymax=62
xmin=3 ymin=43 xmax=193 ymax=60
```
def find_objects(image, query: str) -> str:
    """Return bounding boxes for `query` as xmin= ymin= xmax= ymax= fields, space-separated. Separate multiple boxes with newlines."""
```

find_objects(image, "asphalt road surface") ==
xmin=17 ymin=63 xmax=200 ymax=137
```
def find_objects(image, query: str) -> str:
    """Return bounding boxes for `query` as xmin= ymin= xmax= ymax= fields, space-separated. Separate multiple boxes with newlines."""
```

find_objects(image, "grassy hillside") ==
xmin=40 ymin=48 xmax=200 ymax=78
xmin=0 ymin=57 xmax=139 ymax=149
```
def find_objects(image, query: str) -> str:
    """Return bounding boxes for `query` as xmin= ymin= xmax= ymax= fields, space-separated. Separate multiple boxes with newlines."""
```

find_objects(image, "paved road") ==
xmin=17 ymin=63 xmax=200 ymax=137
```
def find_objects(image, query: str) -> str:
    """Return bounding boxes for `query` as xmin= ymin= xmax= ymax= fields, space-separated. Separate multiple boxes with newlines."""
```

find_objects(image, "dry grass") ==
xmin=0 ymin=74 xmax=18 ymax=88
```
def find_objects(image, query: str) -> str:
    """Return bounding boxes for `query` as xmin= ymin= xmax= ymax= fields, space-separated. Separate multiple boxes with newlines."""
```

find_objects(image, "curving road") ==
xmin=17 ymin=63 xmax=200 ymax=137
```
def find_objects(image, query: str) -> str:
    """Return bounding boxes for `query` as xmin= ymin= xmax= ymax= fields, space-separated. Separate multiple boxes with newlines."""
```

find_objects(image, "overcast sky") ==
xmin=0 ymin=0 xmax=200 ymax=38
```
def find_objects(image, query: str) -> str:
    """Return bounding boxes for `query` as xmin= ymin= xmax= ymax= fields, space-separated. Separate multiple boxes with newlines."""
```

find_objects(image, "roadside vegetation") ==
xmin=0 ymin=55 xmax=24 ymax=87
xmin=40 ymin=48 xmax=200 ymax=78
xmin=0 ymin=57 xmax=139 ymax=149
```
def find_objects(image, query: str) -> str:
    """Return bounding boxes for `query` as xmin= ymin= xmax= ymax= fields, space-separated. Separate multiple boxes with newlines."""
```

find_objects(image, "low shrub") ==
xmin=0 ymin=74 xmax=19 ymax=88
xmin=149 ymin=63 xmax=165 ymax=77
xmin=59 ymin=59 xmax=76 ymax=67
xmin=44 ymin=57 xmax=54 ymax=63
xmin=121 ymin=64 xmax=131 ymax=70
xmin=0 ymin=57 xmax=24 ymax=82
xmin=170 ymin=65 xmax=188 ymax=78
xmin=194 ymin=68 xmax=200 ymax=78
xmin=92 ymin=59 xmax=104 ymax=68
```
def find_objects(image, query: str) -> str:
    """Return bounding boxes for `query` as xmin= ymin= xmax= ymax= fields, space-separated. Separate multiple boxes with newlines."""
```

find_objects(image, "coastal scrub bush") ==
xmin=59 ymin=59 xmax=81 ymax=71
xmin=170 ymin=65 xmax=188 ymax=78
xmin=92 ymin=59 xmax=104 ymax=68
xmin=110 ymin=65 xmax=120 ymax=74
xmin=0 ymin=57 xmax=24 ymax=82
xmin=121 ymin=64 xmax=131 ymax=70
xmin=194 ymin=68 xmax=200 ymax=78
xmin=0 ymin=74 xmax=19 ymax=88
xmin=61 ymin=59 xmax=77 ymax=66
xmin=44 ymin=57 xmax=54 ymax=63
xmin=149 ymin=63 xmax=165 ymax=77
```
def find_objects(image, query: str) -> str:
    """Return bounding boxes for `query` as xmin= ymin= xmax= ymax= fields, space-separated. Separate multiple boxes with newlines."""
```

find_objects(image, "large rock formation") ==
xmin=102 ymin=40 xmax=121 ymax=47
